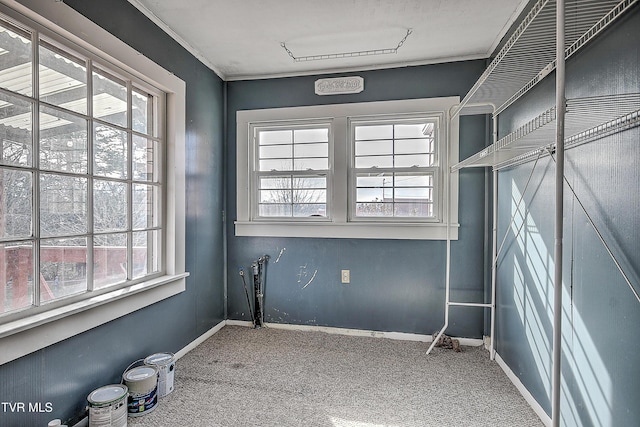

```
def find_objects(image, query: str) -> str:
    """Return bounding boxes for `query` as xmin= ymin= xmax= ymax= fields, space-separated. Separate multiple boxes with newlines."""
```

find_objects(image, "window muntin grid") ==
xmin=253 ymin=123 xmax=330 ymax=219
xmin=0 ymin=14 xmax=164 ymax=318
xmin=352 ymin=119 xmax=438 ymax=220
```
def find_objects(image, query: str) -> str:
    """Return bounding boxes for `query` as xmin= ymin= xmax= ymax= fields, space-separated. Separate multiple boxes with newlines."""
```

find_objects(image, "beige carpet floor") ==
xmin=127 ymin=325 xmax=543 ymax=427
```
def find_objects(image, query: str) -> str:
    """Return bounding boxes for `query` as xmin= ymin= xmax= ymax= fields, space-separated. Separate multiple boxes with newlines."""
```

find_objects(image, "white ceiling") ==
xmin=127 ymin=0 xmax=530 ymax=81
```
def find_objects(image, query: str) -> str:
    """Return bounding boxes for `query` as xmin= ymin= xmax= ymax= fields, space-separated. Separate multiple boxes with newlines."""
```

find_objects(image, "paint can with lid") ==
xmin=144 ymin=352 xmax=175 ymax=397
xmin=87 ymin=384 xmax=128 ymax=427
xmin=122 ymin=365 xmax=158 ymax=417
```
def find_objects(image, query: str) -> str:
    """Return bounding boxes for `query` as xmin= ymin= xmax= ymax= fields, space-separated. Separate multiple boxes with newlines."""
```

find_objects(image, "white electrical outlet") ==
xmin=341 ymin=270 xmax=350 ymax=284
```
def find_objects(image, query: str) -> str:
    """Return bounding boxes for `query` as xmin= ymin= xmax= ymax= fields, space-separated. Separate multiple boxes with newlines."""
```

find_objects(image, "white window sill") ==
xmin=0 ymin=273 xmax=188 ymax=365
xmin=235 ymin=221 xmax=459 ymax=240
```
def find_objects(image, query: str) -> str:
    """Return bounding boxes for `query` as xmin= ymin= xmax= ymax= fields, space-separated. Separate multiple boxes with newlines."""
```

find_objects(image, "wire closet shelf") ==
xmin=454 ymin=0 xmax=637 ymax=119
xmin=452 ymin=93 xmax=640 ymax=171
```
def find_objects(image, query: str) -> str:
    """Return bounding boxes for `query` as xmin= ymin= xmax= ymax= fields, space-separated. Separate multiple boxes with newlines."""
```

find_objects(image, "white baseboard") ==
xmin=225 ymin=320 xmax=484 ymax=347
xmin=178 ymin=320 xmax=484 ymax=359
xmin=174 ymin=319 xmax=226 ymax=360
xmin=494 ymin=352 xmax=551 ymax=427
xmin=225 ymin=319 xmax=254 ymax=327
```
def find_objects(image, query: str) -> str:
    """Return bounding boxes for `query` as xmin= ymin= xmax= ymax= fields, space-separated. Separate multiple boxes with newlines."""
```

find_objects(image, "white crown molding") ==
xmin=126 ymin=0 xmax=226 ymax=80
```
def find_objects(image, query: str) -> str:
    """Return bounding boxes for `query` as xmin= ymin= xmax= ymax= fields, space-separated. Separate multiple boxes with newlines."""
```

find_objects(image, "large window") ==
xmin=0 ymin=1 xmax=186 ymax=364
xmin=0 ymin=15 xmax=162 ymax=317
xmin=236 ymin=97 xmax=460 ymax=240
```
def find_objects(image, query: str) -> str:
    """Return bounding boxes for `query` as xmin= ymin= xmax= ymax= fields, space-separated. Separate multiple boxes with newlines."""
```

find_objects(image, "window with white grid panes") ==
xmin=351 ymin=118 xmax=438 ymax=220
xmin=253 ymin=123 xmax=330 ymax=219
xmin=236 ymin=97 xmax=458 ymax=240
xmin=0 ymin=15 xmax=163 ymax=318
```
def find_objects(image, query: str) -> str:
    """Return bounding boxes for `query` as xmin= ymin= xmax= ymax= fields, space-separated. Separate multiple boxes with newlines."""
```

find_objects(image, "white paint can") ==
xmin=144 ymin=352 xmax=175 ymax=397
xmin=122 ymin=365 xmax=158 ymax=417
xmin=87 ymin=384 xmax=128 ymax=427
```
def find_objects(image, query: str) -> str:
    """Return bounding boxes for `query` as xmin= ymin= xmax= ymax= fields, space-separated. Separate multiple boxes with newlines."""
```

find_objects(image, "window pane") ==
xmin=257 ymin=126 xmax=329 ymax=173
xmin=133 ymin=183 xmax=158 ymax=229
xmin=260 ymin=177 xmax=291 ymax=190
xmin=0 ymin=168 xmax=32 ymax=238
xmin=395 ymin=174 xmax=432 ymax=187
xmin=94 ymin=179 xmax=127 ymax=232
xmin=40 ymin=237 xmax=87 ymax=302
xmin=40 ymin=174 xmax=87 ymax=237
xmin=0 ymin=21 xmax=32 ymax=96
xmin=260 ymin=188 xmax=327 ymax=205
xmin=297 ymin=176 xmax=325 ymax=189
xmin=394 ymin=123 xmax=431 ymax=138
xmin=355 ymin=156 xmax=393 ymax=168
xmin=356 ymin=174 xmax=393 ymax=188
xmin=0 ymin=92 xmax=32 ymax=166
xmin=92 ymin=69 xmax=127 ymax=127
xmin=94 ymin=123 xmax=128 ymax=178
xmin=356 ymin=202 xmax=393 ymax=217
xmin=257 ymin=174 xmax=327 ymax=218
xmin=294 ymin=142 xmax=327 ymax=158
xmin=132 ymin=88 xmax=151 ymax=134
xmin=356 ymin=187 xmax=387 ymax=202
xmin=1 ymin=242 xmax=33 ymax=314
xmin=293 ymin=157 xmax=328 ymax=171
xmin=355 ymin=140 xmax=392 ymax=156
xmin=133 ymin=230 xmax=159 ymax=278
xmin=39 ymin=106 xmax=88 ymax=173
xmin=259 ymin=144 xmax=291 ymax=159
xmin=354 ymin=121 xmax=436 ymax=169
xmin=293 ymin=203 xmax=325 ymax=217
xmin=394 ymin=203 xmax=433 ymax=217
xmin=94 ymin=233 xmax=127 ymax=289
xmin=355 ymin=172 xmax=434 ymax=219
xmin=259 ymin=158 xmax=293 ymax=171
xmin=354 ymin=124 xmax=392 ymax=140
xmin=259 ymin=203 xmax=291 ymax=217
xmin=395 ymin=187 xmax=431 ymax=200
xmin=259 ymin=129 xmax=291 ymax=145
xmin=294 ymin=128 xmax=328 ymax=143
xmin=39 ymin=42 xmax=87 ymax=114
xmin=260 ymin=188 xmax=289 ymax=203
xmin=132 ymin=135 xmax=156 ymax=181
xmin=395 ymin=138 xmax=432 ymax=154
xmin=395 ymin=154 xmax=432 ymax=168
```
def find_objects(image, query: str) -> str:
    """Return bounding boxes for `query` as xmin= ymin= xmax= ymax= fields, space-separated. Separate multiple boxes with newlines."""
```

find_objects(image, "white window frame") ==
xmin=348 ymin=114 xmax=442 ymax=223
xmin=236 ymin=97 xmax=460 ymax=240
xmin=251 ymin=120 xmax=333 ymax=221
xmin=0 ymin=0 xmax=188 ymax=365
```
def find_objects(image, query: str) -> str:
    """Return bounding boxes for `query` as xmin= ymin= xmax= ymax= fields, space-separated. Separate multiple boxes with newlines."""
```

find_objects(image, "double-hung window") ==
xmin=253 ymin=122 xmax=330 ymax=219
xmin=0 ymin=2 xmax=187 ymax=364
xmin=351 ymin=117 xmax=438 ymax=221
xmin=237 ymin=97 xmax=460 ymax=240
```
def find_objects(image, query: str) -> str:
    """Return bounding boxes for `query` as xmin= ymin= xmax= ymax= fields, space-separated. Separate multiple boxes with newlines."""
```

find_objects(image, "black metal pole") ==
xmin=238 ymin=268 xmax=255 ymax=326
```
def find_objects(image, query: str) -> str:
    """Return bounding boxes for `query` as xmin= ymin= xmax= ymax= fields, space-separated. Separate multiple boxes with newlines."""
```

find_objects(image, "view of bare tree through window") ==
xmin=255 ymin=125 xmax=329 ymax=218
xmin=0 ymin=16 xmax=163 ymax=316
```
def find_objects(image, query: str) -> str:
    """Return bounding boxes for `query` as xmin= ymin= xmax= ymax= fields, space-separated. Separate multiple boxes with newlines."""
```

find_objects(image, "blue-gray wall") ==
xmin=495 ymin=6 xmax=640 ymax=426
xmin=226 ymin=63 xmax=490 ymax=338
xmin=0 ymin=1 xmax=225 ymax=425
xmin=4 ymin=1 xmax=636 ymax=426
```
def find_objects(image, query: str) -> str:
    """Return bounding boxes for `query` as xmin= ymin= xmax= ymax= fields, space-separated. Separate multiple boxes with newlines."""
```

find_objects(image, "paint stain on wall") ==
xmin=302 ymin=270 xmax=318 ymax=289
xmin=275 ymin=247 xmax=286 ymax=263
xmin=296 ymin=263 xmax=318 ymax=289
